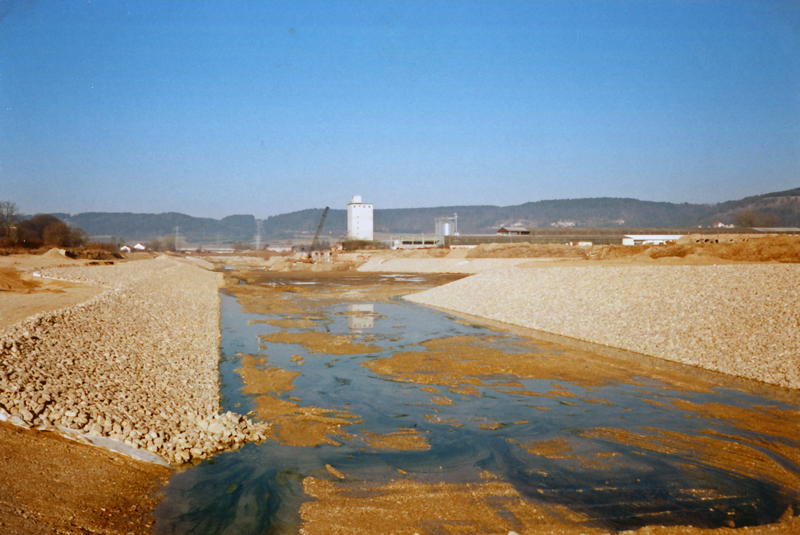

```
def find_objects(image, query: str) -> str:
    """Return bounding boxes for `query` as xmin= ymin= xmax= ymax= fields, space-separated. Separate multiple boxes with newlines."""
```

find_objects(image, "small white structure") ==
xmin=623 ymin=235 xmax=683 ymax=246
xmin=133 ymin=243 xmax=146 ymax=251
xmin=347 ymin=195 xmax=373 ymax=241
xmin=120 ymin=245 xmax=131 ymax=252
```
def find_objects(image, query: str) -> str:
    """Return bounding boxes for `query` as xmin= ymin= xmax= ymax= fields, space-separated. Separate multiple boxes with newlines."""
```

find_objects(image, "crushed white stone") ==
xmin=405 ymin=264 xmax=800 ymax=390
xmin=0 ymin=257 xmax=269 ymax=464
xmin=358 ymin=257 xmax=534 ymax=274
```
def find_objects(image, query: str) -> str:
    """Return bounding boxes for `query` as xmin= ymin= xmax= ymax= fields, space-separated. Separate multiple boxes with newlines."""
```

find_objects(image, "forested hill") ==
xmin=264 ymin=186 xmax=800 ymax=236
xmin=50 ymin=212 xmax=258 ymax=243
xmin=47 ymin=187 xmax=800 ymax=243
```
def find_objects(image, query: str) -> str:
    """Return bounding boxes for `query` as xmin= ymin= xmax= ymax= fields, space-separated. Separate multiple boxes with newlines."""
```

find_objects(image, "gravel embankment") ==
xmin=405 ymin=264 xmax=800 ymax=390
xmin=358 ymin=257 xmax=532 ymax=273
xmin=0 ymin=257 xmax=268 ymax=464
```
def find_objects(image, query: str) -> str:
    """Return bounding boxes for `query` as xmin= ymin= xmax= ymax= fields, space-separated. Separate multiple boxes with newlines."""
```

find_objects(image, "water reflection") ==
xmin=347 ymin=303 xmax=374 ymax=332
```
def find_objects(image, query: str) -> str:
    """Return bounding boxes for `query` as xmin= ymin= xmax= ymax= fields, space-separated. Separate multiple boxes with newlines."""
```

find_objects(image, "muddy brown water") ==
xmin=155 ymin=272 xmax=800 ymax=534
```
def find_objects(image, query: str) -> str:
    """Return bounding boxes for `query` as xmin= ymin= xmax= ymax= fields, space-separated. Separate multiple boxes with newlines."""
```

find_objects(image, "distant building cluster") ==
xmin=621 ymin=235 xmax=684 ymax=246
xmin=119 ymin=243 xmax=146 ymax=252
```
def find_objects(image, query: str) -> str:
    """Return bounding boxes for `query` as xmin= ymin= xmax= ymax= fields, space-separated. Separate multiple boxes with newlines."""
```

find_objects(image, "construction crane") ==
xmin=308 ymin=206 xmax=330 ymax=258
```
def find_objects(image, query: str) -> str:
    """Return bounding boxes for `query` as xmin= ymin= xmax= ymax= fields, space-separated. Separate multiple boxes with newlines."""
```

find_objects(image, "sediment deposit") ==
xmin=405 ymin=264 xmax=800 ymax=390
xmin=0 ymin=257 xmax=268 ymax=464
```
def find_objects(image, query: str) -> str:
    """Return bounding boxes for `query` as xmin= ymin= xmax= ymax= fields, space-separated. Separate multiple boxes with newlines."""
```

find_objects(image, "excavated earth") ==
xmin=2 ymin=246 xmax=800 ymax=534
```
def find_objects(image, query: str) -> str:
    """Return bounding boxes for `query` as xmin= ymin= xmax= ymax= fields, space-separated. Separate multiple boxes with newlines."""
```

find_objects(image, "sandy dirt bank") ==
xmin=0 ymin=419 xmax=169 ymax=534
xmin=0 ymin=251 xmax=105 ymax=328
xmin=406 ymin=263 xmax=800 ymax=390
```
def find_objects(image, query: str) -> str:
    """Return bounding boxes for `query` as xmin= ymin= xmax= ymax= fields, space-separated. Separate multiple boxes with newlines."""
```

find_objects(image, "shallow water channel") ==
xmin=155 ymin=273 xmax=800 ymax=534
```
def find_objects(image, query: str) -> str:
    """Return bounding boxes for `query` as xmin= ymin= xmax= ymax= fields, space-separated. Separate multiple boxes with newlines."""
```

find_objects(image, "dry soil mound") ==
xmin=466 ymin=242 xmax=588 ymax=259
xmin=0 ymin=267 xmax=40 ymax=292
xmin=42 ymin=247 xmax=69 ymax=259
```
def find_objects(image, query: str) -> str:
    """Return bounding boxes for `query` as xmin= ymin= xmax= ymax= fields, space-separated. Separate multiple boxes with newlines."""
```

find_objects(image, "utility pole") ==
xmin=255 ymin=220 xmax=262 ymax=251
xmin=174 ymin=226 xmax=180 ymax=251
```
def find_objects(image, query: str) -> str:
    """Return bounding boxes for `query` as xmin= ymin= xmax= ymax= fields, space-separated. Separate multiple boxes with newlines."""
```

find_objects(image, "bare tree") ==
xmin=0 ymin=201 xmax=21 ymax=241
xmin=71 ymin=227 xmax=88 ymax=247
xmin=162 ymin=234 xmax=176 ymax=251
xmin=43 ymin=221 xmax=76 ymax=247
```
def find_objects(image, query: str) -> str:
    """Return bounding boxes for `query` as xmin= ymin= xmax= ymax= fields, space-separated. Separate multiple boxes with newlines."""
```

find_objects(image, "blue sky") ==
xmin=1 ymin=1 xmax=798 ymax=218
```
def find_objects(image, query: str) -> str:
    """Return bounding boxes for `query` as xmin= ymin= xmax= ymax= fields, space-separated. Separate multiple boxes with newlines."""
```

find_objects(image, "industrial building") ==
xmin=346 ymin=195 xmax=373 ymax=241
xmin=390 ymin=214 xmax=456 ymax=249
xmin=390 ymin=234 xmax=445 ymax=250
xmin=622 ymin=235 xmax=684 ymax=246
xmin=496 ymin=226 xmax=531 ymax=235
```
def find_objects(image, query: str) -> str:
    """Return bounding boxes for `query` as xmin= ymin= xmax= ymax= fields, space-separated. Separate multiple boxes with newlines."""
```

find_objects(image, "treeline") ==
xmin=1 ymin=203 xmax=88 ymax=248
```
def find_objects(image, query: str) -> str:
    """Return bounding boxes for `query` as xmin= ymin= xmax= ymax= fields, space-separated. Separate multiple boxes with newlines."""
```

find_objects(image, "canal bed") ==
xmin=155 ymin=272 xmax=800 ymax=534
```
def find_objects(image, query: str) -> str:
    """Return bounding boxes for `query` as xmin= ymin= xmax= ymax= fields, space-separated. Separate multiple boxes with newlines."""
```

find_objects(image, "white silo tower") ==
xmin=347 ymin=195 xmax=373 ymax=241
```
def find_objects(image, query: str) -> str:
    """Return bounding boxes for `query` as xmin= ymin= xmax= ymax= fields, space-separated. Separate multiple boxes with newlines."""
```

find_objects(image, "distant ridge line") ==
xmin=33 ymin=187 xmax=800 ymax=243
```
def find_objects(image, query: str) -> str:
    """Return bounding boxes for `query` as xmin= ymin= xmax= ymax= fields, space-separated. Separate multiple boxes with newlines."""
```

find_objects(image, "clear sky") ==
xmin=1 ymin=1 xmax=799 ymax=219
